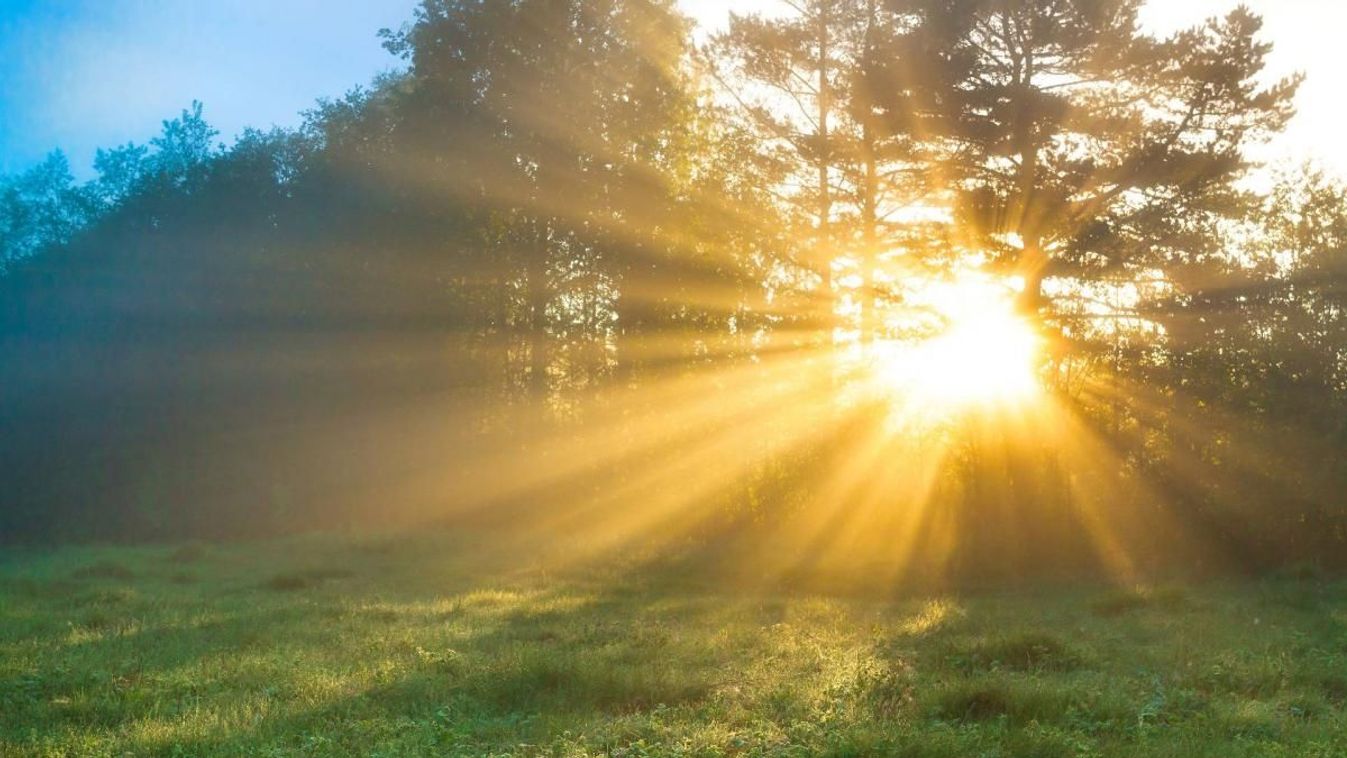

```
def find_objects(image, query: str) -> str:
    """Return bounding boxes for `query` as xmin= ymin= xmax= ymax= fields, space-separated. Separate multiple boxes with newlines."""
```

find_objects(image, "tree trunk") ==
xmin=527 ymin=221 xmax=550 ymax=404
xmin=1013 ymin=93 xmax=1047 ymax=323
xmin=861 ymin=117 xmax=880 ymax=344
xmin=1010 ymin=18 xmax=1047 ymax=328
xmin=1017 ymin=232 xmax=1048 ymax=320
xmin=816 ymin=2 xmax=834 ymax=338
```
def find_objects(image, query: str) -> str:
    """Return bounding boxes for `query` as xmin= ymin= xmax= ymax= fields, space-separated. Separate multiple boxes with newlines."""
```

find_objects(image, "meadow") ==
xmin=2 ymin=532 xmax=1345 ymax=757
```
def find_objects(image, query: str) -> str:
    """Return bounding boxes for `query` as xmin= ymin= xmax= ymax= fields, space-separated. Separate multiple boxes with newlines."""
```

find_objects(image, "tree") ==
xmin=0 ymin=151 xmax=91 ymax=269
xmin=907 ymin=1 xmax=1297 ymax=336
xmin=93 ymin=142 xmax=150 ymax=209
xmin=386 ymin=0 xmax=707 ymax=401
xmin=712 ymin=0 xmax=866 ymax=336
xmin=147 ymin=101 xmax=220 ymax=190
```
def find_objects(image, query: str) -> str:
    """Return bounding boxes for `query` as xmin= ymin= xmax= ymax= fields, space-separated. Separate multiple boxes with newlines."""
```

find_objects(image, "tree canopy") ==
xmin=0 ymin=0 xmax=1341 ymax=582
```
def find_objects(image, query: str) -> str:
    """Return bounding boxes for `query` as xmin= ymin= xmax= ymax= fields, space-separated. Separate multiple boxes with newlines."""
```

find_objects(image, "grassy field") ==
xmin=2 ymin=532 xmax=1347 ymax=757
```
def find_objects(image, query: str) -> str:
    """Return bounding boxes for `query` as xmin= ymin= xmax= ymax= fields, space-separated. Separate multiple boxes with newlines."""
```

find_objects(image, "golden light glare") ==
xmin=874 ymin=278 xmax=1044 ymax=411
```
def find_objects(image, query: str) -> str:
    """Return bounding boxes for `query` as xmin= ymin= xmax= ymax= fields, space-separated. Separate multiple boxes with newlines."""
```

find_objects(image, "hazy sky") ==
xmin=1 ymin=1 xmax=1343 ymax=178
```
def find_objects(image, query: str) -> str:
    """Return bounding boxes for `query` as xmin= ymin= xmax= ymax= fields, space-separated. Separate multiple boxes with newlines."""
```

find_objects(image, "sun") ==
xmin=911 ymin=311 xmax=1042 ymax=405
xmin=872 ymin=277 xmax=1044 ymax=411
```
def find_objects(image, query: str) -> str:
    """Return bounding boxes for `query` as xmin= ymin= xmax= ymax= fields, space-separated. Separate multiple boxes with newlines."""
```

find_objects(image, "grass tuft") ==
xmin=943 ymin=630 xmax=1083 ymax=672
xmin=927 ymin=681 xmax=1013 ymax=722
xmin=76 ymin=609 xmax=117 ymax=631
xmin=857 ymin=657 xmax=916 ymax=717
xmin=925 ymin=680 xmax=1094 ymax=728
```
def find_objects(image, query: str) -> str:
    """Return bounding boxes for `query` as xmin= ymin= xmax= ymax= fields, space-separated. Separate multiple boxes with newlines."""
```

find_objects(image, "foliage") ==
xmin=0 ymin=0 xmax=1345 ymax=581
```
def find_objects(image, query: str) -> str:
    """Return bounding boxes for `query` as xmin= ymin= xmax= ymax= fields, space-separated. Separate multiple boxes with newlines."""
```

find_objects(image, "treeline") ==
xmin=2 ymin=0 xmax=1345 ymax=582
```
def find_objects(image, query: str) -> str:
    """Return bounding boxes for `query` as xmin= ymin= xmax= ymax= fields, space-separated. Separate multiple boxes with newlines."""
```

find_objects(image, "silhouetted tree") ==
xmin=909 ymin=2 xmax=1297 ymax=329
xmin=0 ymin=151 xmax=92 ymax=269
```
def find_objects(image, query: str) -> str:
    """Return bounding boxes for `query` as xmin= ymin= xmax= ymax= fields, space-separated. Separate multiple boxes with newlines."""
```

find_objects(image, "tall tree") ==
xmin=912 ymin=1 xmax=1297 ymax=334
xmin=845 ymin=0 xmax=946 ymax=341
xmin=92 ymin=143 xmax=150 ymax=210
xmin=0 ymin=151 xmax=91 ymax=269
xmin=387 ymin=0 xmax=704 ymax=401
xmin=712 ymin=0 xmax=866 ymax=336
xmin=147 ymin=101 xmax=221 ymax=191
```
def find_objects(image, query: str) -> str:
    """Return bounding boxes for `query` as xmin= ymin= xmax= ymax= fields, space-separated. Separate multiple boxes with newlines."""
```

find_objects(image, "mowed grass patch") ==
xmin=2 ymin=532 xmax=1347 ymax=756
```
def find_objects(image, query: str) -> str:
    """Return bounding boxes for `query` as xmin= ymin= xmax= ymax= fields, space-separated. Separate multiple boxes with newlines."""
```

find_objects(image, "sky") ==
xmin=1 ymin=0 xmax=1344 ymax=179
xmin=0 ymin=0 xmax=417 ymax=176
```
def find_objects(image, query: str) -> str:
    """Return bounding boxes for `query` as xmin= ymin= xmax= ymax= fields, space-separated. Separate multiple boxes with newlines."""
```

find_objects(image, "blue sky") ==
xmin=2 ymin=0 xmax=1344 ymax=180
xmin=0 ymin=0 xmax=416 ymax=177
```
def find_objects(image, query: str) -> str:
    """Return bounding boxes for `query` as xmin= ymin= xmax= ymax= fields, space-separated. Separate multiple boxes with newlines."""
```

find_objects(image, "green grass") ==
xmin=3 ymin=532 xmax=1347 ymax=756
